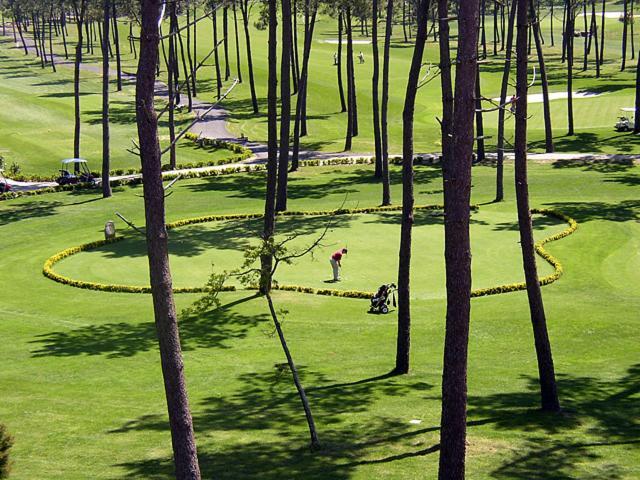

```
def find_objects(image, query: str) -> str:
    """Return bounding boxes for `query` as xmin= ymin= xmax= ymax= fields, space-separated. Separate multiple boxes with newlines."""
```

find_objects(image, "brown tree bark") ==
xmin=260 ymin=0 xmax=279 ymax=293
xmin=530 ymin=0 xmax=554 ymax=153
xmin=212 ymin=8 xmax=222 ymax=99
xmin=394 ymin=0 xmax=432 ymax=376
xmin=495 ymin=0 xmax=517 ymax=202
xmin=73 ymin=0 xmax=86 ymax=160
xmin=240 ymin=0 xmax=258 ymax=113
xmin=136 ymin=1 xmax=202 ymax=477
xmin=290 ymin=7 xmax=318 ymax=171
xmin=102 ymin=0 xmax=112 ymax=198
xmin=223 ymin=6 xmax=230 ymax=80
xmin=112 ymin=2 xmax=122 ymax=91
xmin=600 ymin=0 xmax=606 ymax=65
xmin=514 ymin=0 xmax=561 ymax=413
xmin=437 ymin=0 xmax=479 ymax=478
xmin=438 ymin=0 xmax=454 ymax=173
xmin=381 ymin=0 xmax=394 ymax=206
xmin=344 ymin=8 xmax=356 ymax=150
xmin=276 ymin=0 xmax=293 ymax=212
xmin=566 ymin=2 xmax=575 ymax=135
xmin=337 ymin=12 xmax=347 ymax=112
xmin=232 ymin=0 xmax=242 ymax=83
xmin=474 ymin=67 xmax=485 ymax=161
xmin=372 ymin=0 xmax=383 ymax=178
xmin=622 ymin=0 xmax=629 ymax=70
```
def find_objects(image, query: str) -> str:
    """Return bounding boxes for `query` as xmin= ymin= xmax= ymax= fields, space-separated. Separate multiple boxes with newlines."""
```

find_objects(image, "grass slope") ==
xmin=0 ymin=162 xmax=638 ymax=479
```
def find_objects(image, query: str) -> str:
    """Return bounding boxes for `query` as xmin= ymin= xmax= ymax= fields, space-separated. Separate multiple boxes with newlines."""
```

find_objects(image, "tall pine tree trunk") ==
xmin=567 ymin=3 xmax=575 ymax=135
xmin=514 ymin=0 xmax=561 ymax=413
xmin=531 ymin=0 xmax=554 ymax=153
xmin=496 ymin=0 xmax=516 ymax=202
xmin=372 ymin=0 xmax=383 ymax=177
xmin=260 ymin=0 xmax=279 ymax=293
xmin=337 ymin=12 xmax=347 ymax=112
xmin=437 ymin=0 xmax=479 ymax=477
xmin=102 ymin=0 xmax=112 ymax=198
xmin=394 ymin=0 xmax=432 ymax=375
xmin=622 ymin=0 xmax=629 ymax=70
xmin=438 ymin=0 xmax=454 ymax=170
xmin=213 ymin=8 xmax=222 ymax=99
xmin=136 ymin=2 xmax=202 ymax=478
xmin=240 ymin=0 xmax=258 ymax=113
xmin=276 ymin=0 xmax=293 ymax=212
xmin=381 ymin=0 xmax=394 ymax=206
xmin=73 ymin=0 xmax=86 ymax=159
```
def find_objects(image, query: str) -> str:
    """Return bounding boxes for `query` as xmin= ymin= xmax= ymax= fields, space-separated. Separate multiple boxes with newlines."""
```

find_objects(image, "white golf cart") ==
xmin=615 ymin=107 xmax=636 ymax=132
xmin=0 ymin=168 xmax=10 ymax=193
xmin=56 ymin=158 xmax=96 ymax=186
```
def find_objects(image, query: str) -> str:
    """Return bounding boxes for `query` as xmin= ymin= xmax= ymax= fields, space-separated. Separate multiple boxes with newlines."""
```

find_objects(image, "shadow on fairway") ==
xmin=30 ymin=295 xmax=269 ymax=358
xmin=466 ymin=366 xmax=640 ymax=479
xmin=530 ymin=132 xmax=640 ymax=154
xmin=544 ymin=200 xmax=640 ymax=223
xmin=112 ymin=367 xmax=441 ymax=479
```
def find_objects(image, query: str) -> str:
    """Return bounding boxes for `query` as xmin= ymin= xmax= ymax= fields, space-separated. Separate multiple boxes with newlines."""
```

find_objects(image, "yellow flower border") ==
xmin=43 ymin=206 xmax=577 ymax=299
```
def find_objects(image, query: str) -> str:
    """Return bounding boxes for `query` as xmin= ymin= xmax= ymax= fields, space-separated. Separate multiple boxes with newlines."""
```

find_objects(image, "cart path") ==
xmin=2 ymin=31 xmax=640 ymax=193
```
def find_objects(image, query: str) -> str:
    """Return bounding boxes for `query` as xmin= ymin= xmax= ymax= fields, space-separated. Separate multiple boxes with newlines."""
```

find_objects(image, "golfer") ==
xmin=330 ymin=248 xmax=348 ymax=281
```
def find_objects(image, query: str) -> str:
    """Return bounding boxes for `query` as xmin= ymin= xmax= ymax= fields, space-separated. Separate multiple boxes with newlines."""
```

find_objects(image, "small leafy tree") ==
xmin=0 ymin=423 xmax=14 ymax=479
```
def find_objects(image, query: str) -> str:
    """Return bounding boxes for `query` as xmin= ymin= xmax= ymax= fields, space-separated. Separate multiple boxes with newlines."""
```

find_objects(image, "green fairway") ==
xmin=2 ymin=9 xmax=640 ymax=177
xmin=0 ymin=162 xmax=638 ymax=479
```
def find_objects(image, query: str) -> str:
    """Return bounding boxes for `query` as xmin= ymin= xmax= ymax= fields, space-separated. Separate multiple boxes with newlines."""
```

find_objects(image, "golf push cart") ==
xmin=56 ymin=158 xmax=96 ymax=186
xmin=369 ymin=283 xmax=397 ymax=314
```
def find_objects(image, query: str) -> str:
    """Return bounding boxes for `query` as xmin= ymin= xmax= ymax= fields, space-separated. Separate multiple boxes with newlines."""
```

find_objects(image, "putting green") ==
xmin=45 ymin=205 xmax=576 ymax=299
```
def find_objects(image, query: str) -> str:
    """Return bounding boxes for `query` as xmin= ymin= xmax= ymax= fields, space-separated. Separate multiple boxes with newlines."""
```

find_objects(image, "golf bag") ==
xmin=369 ymin=283 xmax=397 ymax=314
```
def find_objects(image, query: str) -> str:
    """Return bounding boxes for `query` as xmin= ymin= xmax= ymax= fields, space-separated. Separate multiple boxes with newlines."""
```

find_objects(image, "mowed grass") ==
xmin=0 ymin=162 xmax=638 ymax=479
xmin=2 ymin=9 xmax=640 ymax=176
xmin=0 ymin=37 xmax=242 ymax=176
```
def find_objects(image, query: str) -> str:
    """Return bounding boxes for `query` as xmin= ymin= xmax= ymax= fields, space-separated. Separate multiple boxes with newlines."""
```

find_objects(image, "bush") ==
xmin=0 ymin=423 xmax=13 ymax=479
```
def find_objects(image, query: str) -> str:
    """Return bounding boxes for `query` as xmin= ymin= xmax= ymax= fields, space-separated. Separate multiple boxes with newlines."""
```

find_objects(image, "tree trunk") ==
xmin=437 ymin=0 xmax=479 ymax=477
xmin=136 ymin=2 xmax=202 ymax=478
xmin=167 ymin=7 xmax=177 ymax=168
xmin=111 ymin=2 xmax=122 ymax=90
xmin=567 ymin=3 xmax=575 ymax=135
xmin=213 ymin=9 xmax=222 ymax=100
xmin=372 ymin=0 xmax=383 ymax=178
xmin=530 ymin=0 xmax=553 ymax=153
xmin=344 ymin=8 xmax=355 ymax=151
xmin=438 ymin=0 xmax=454 ymax=173
xmin=232 ymin=1 xmax=242 ymax=82
xmin=276 ymin=0 xmax=293 ymax=212
xmin=394 ymin=0 xmax=432 ymax=376
xmin=102 ymin=0 xmax=112 ymax=198
xmin=261 ymin=0 xmax=279 ymax=293
xmin=496 ymin=0 xmax=517 ymax=202
xmin=474 ymin=67 xmax=485 ymax=161
xmin=73 ymin=0 xmax=86 ymax=160
xmin=348 ymin=9 xmax=358 ymax=137
xmin=381 ymin=0 xmax=394 ymax=206
xmin=635 ymin=51 xmax=640 ymax=132
xmin=290 ymin=8 xmax=318 ymax=171
xmin=591 ymin=1 xmax=601 ymax=77
xmin=622 ymin=0 xmax=629 ymax=70
xmin=337 ymin=12 xmax=347 ymax=112
xmin=223 ymin=6 xmax=230 ymax=80
xmin=240 ymin=0 xmax=258 ymax=113
xmin=514 ymin=0 xmax=561 ymax=413
xmin=600 ymin=0 xmax=606 ymax=65
xmin=265 ymin=293 xmax=320 ymax=449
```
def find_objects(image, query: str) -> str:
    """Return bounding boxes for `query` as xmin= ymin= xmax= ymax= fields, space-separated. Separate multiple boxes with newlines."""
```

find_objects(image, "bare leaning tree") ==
xmin=136 ymin=1 xmax=202 ymax=478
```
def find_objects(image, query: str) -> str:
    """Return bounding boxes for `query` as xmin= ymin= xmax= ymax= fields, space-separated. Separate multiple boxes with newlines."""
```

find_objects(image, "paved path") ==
xmin=2 ymin=30 xmax=640 ymax=193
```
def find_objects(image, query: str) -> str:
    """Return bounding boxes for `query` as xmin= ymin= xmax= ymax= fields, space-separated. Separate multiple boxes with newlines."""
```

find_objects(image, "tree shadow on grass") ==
xmin=543 ymin=200 xmax=640 ymax=223
xmin=550 ymin=157 xmax=637 ymax=173
xmin=30 ymin=294 xmax=268 ymax=358
xmin=0 ymin=200 xmax=64 ymax=226
xmin=88 ymin=213 xmax=355 ymax=259
xmin=530 ymin=132 xmax=640 ymax=154
xmin=471 ymin=366 xmax=640 ymax=479
xmin=112 ymin=367 xmax=441 ymax=479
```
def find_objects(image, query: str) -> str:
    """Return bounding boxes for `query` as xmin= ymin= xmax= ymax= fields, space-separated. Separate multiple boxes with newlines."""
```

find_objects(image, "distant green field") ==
xmin=0 ymin=162 xmax=638 ymax=479
xmin=2 ymin=8 xmax=640 ymax=176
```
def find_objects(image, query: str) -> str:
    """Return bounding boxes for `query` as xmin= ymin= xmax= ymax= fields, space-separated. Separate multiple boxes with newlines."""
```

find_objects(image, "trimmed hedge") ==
xmin=42 ymin=206 xmax=577 ymax=300
xmin=0 ymin=423 xmax=13 ymax=479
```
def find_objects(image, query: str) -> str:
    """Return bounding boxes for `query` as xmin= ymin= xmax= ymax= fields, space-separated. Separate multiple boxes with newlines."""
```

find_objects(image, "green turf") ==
xmin=0 ymin=161 xmax=638 ymax=479
xmin=2 ymin=9 xmax=640 ymax=176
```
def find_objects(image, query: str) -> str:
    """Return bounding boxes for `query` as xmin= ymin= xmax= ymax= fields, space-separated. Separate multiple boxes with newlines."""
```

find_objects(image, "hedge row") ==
xmin=43 ymin=203 xmax=445 ymax=293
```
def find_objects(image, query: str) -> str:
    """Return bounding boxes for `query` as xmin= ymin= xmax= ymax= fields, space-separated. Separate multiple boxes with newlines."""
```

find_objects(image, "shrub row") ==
xmin=43 ymin=203 xmax=445 ymax=293
xmin=0 ymin=423 xmax=12 ymax=479
xmin=470 ymin=209 xmax=578 ymax=298
xmin=298 ymin=155 xmax=440 ymax=168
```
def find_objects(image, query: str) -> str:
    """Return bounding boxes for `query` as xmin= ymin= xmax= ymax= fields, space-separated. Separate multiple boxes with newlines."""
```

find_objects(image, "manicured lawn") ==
xmin=2 ymin=9 xmax=640 ymax=177
xmin=0 ymin=162 xmax=638 ymax=479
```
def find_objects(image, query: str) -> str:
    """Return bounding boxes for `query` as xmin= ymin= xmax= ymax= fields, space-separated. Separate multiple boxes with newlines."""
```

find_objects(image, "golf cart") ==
xmin=615 ymin=108 xmax=636 ymax=132
xmin=0 ymin=169 xmax=10 ymax=193
xmin=56 ymin=158 xmax=96 ymax=186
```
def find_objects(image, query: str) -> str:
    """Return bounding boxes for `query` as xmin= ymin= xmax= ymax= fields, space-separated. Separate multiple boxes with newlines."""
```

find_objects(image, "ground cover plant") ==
xmin=0 ymin=162 xmax=638 ymax=479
